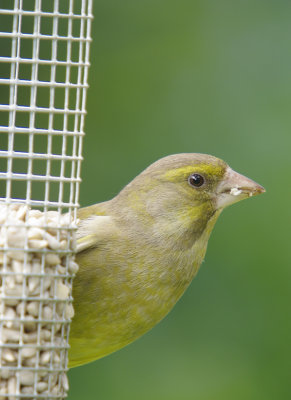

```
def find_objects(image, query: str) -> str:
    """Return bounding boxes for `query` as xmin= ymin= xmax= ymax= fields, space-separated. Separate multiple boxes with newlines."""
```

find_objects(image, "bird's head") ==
xmin=115 ymin=153 xmax=265 ymax=244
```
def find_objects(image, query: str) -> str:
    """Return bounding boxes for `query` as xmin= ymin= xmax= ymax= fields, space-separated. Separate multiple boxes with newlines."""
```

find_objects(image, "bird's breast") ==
xmin=70 ymin=210 xmax=220 ymax=365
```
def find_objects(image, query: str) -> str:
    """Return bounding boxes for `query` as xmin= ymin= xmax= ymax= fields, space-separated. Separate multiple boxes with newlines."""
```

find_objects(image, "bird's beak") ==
xmin=215 ymin=167 xmax=265 ymax=209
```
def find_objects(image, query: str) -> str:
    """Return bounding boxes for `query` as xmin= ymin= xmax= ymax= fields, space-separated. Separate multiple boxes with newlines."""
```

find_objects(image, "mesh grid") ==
xmin=0 ymin=0 xmax=93 ymax=398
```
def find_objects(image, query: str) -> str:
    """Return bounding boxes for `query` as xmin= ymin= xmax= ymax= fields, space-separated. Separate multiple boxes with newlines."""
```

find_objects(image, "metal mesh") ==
xmin=0 ymin=0 xmax=93 ymax=398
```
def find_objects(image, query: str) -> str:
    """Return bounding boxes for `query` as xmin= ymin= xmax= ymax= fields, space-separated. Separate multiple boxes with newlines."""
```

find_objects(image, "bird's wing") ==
xmin=76 ymin=214 xmax=116 ymax=253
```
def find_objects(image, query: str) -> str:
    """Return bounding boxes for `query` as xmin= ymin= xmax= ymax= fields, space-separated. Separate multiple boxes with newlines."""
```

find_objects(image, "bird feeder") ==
xmin=0 ymin=1 xmax=93 ymax=398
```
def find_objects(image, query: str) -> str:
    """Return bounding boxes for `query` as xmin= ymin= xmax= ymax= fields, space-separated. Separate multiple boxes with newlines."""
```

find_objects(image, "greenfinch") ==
xmin=69 ymin=153 xmax=265 ymax=367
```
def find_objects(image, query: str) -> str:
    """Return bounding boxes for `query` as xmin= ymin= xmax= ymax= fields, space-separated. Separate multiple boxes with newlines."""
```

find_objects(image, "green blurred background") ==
xmin=69 ymin=1 xmax=291 ymax=399
xmin=0 ymin=0 xmax=290 ymax=398
xmin=68 ymin=0 xmax=291 ymax=399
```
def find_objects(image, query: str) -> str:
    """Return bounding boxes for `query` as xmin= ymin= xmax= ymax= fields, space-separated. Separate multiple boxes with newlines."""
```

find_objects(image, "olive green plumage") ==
xmin=69 ymin=153 xmax=264 ymax=367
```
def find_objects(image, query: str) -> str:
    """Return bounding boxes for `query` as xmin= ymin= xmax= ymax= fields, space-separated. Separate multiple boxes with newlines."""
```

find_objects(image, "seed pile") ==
xmin=0 ymin=204 xmax=78 ymax=399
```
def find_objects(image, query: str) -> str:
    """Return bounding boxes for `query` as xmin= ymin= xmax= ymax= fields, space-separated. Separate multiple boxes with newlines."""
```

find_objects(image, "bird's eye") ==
xmin=188 ymin=173 xmax=205 ymax=188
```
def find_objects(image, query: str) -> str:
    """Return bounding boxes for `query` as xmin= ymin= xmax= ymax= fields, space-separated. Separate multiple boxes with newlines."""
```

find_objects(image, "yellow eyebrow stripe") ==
xmin=163 ymin=164 xmax=224 ymax=180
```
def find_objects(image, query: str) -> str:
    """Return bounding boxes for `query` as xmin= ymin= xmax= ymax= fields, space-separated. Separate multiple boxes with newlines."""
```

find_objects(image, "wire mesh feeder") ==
xmin=0 ymin=1 xmax=93 ymax=399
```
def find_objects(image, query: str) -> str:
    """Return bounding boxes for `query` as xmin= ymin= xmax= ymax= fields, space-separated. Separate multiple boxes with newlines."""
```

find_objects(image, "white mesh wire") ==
xmin=0 ymin=0 xmax=93 ymax=399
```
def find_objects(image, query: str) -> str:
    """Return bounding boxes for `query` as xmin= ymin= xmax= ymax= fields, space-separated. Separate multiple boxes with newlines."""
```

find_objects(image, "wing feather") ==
xmin=76 ymin=215 xmax=116 ymax=253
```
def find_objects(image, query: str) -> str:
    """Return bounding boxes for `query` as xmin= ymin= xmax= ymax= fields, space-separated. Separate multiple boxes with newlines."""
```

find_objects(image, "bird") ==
xmin=68 ymin=153 xmax=265 ymax=367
